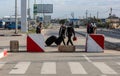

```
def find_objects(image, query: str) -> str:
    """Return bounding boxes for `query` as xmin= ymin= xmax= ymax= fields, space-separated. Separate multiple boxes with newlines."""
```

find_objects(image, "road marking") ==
xmin=68 ymin=62 xmax=87 ymax=74
xmin=41 ymin=62 xmax=56 ymax=74
xmin=101 ymin=75 xmax=107 ymax=76
xmin=0 ymin=52 xmax=4 ymax=58
xmin=9 ymin=62 xmax=31 ymax=74
xmin=0 ymin=62 xmax=6 ymax=68
xmin=93 ymin=62 xmax=117 ymax=74
xmin=83 ymin=55 xmax=92 ymax=62
xmin=117 ymin=62 xmax=120 ymax=65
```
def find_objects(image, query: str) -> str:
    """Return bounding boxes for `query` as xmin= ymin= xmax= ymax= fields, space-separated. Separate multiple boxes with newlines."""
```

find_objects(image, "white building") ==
xmin=2 ymin=16 xmax=21 ymax=23
xmin=44 ymin=15 xmax=51 ymax=23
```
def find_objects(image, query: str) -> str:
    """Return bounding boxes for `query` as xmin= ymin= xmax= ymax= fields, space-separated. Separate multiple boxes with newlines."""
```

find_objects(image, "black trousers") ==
xmin=67 ymin=35 xmax=73 ymax=45
xmin=61 ymin=36 xmax=66 ymax=45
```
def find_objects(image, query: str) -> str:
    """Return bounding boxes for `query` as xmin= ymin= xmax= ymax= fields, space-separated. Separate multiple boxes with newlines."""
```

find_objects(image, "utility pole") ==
xmin=83 ymin=16 xmax=85 ymax=19
xmin=15 ymin=0 xmax=18 ymax=34
xmin=71 ymin=12 xmax=74 ymax=19
xmin=34 ymin=0 xmax=36 ymax=4
xmin=109 ymin=8 xmax=112 ymax=28
xmin=109 ymin=8 xmax=112 ymax=19
xmin=34 ymin=0 xmax=37 ymax=20
xmin=86 ymin=10 xmax=88 ymax=19
xmin=90 ymin=13 xmax=91 ymax=18
xmin=97 ymin=11 xmax=99 ymax=19
xmin=41 ymin=0 xmax=44 ymax=24
xmin=110 ymin=8 xmax=112 ymax=16
xmin=28 ymin=0 xmax=30 ymax=30
xmin=21 ymin=0 xmax=27 ymax=32
xmin=28 ymin=0 xmax=30 ymax=17
xmin=85 ymin=10 xmax=88 ymax=24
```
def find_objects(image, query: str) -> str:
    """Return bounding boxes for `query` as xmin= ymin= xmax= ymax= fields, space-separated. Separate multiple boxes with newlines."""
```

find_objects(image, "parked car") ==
xmin=0 ymin=20 xmax=5 ymax=28
xmin=7 ymin=23 xmax=21 ymax=29
xmin=0 ymin=21 xmax=3 ymax=28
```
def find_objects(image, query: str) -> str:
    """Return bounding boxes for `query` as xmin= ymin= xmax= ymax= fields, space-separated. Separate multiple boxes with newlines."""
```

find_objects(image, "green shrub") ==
xmin=59 ymin=19 xmax=67 ymax=24
xmin=97 ymin=22 xmax=109 ymax=28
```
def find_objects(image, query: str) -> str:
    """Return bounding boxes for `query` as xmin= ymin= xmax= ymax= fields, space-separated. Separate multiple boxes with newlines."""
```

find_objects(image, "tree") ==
xmin=59 ymin=19 xmax=67 ymax=24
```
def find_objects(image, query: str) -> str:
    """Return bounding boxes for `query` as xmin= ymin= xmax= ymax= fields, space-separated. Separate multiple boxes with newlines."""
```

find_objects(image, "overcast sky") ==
xmin=0 ymin=0 xmax=120 ymax=19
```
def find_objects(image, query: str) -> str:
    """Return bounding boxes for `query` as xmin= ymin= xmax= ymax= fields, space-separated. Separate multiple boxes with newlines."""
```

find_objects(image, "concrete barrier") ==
xmin=10 ymin=40 xmax=19 ymax=52
xmin=86 ymin=34 xmax=104 ymax=52
xmin=58 ymin=45 xmax=75 ymax=52
xmin=0 ymin=49 xmax=8 ymax=59
xmin=27 ymin=34 xmax=45 ymax=52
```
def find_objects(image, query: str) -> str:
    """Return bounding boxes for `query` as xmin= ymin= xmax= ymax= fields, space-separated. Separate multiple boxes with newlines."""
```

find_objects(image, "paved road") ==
xmin=0 ymin=24 xmax=120 ymax=76
xmin=75 ymin=28 xmax=120 ymax=44
xmin=98 ymin=29 xmax=120 ymax=39
xmin=75 ymin=28 xmax=120 ymax=50
xmin=44 ymin=27 xmax=86 ymax=52
xmin=0 ymin=53 xmax=120 ymax=76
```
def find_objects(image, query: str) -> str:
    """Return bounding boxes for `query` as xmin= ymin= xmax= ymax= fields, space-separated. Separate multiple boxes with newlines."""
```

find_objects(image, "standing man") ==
xmin=93 ymin=22 xmax=97 ymax=34
xmin=91 ymin=22 xmax=97 ymax=34
xmin=87 ymin=21 xmax=91 ymax=34
xmin=59 ymin=24 xmax=66 ymax=45
xmin=36 ymin=22 xmax=42 ymax=34
xmin=66 ymin=22 xmax=75 ymax=45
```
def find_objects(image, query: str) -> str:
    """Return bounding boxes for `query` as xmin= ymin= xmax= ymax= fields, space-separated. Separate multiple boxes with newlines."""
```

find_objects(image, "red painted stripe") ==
xmin=27 ymin=36 xmax=44 ymax=52
xmin=4 ymin=51 xmax=7 ymax=56
xmin=90 ymin=34 xmax=104 ymax=49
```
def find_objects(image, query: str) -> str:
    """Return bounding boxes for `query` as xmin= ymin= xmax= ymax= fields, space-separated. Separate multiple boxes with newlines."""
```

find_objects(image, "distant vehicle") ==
xmin=0 ymin=21 xmax=2 ymax=28
xmin=36 ymin=16 xmax=43 ymax=23
xmin=2 ymin=15 xmax=23 ymax=29
xmin=7 ymin=22 xmax=21 ymax=29
xmin=0 ymin=20 xmax=5 ymax=28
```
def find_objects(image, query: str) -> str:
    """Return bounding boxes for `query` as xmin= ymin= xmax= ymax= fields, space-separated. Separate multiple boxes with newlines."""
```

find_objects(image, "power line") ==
xmin=97 ymin=11 xmax=99 ymax=19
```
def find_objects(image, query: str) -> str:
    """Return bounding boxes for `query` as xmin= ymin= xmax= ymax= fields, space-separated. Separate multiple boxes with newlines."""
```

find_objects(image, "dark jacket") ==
xmin=59 ymin=26 xmax=66 ymax=37
xmin=36 ymin=25 xmax=41 ymax=34
xmin=66 ymin=26 xmax=75 ymax=37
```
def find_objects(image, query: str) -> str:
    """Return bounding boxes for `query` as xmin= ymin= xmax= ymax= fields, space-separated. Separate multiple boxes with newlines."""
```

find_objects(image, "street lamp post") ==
xmin=41 ymin=0 xmax=44 ymax=24
xmin=109 ymin=8 xmax=112 ymax=29
xmin=15 ymin=0 xmax=18 ymax=34
xmin=34 ymin=0 xmax=37 ymax=20
xmin=34 ymin=0 xmax=36 ymax=4
xmin=28 ymin=0 xmax=30 ymax=30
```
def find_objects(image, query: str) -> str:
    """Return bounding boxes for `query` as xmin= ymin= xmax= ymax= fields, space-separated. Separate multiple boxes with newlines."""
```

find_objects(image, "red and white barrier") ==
xmin=27 ymin=34 xmax=45 ymax=52
xmin=86 ymin=34 xmax=104 ymax=52
xmin=0 ymin=49 xmax=8 ymax=59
